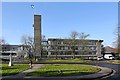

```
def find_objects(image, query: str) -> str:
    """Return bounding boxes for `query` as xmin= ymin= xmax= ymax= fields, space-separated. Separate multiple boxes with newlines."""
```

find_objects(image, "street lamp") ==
xmin=31 ymin=4 xmax=40 ymax=61
xmin=118 ymin=26 xmax=120 ymax=56
xmin=31 ymin=4 xmax=35 ymax=14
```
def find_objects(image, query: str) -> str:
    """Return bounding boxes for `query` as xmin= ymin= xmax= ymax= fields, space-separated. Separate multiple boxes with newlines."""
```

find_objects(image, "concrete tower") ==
xmin=34 ymin=15 xmax=42 ymax=58
xmin=96 ymin=40 xmax=103 ymax=57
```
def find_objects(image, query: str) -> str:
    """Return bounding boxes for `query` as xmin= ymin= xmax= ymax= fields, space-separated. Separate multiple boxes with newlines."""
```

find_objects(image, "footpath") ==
xmin=2 ymin=64 xmax=113 ymax=80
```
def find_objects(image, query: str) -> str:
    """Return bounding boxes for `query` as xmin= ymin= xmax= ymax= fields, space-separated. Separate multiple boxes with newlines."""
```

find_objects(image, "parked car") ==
xmin=104 ymin=54 xmax=115 ymax=60
xmin=97 ymin=56 xmax=103 ymax=61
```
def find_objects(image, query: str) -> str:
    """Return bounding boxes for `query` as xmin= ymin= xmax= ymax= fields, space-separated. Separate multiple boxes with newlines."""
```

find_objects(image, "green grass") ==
xmin=39 ymin=58 xmax=91 ymax=62
xmin=23 ymin=58 xmax=91 ymax=63
xmin=27 ymin=64 xmax=101 ymax=77
xmin=1 ymin=64 xmax=30 ymax=76
xmin=109 ymin=60 xmax=120 ymax=63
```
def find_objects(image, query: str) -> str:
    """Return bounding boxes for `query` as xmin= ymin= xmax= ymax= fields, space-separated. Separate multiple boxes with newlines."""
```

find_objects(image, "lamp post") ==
xmin=31 ymin=4 xmax=37 ymax=61
xmin=118 ymin=2 xmax=120 ymax=57
xmin=118 ymin=26 xmax=120 ymax=57
xmin=31 ymin=4 xmax=35 ymax=14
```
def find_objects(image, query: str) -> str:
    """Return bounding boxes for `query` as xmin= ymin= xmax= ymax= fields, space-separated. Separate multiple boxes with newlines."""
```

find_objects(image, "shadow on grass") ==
xmin=27 ymin=70 xmax=95 ymax=77
xmin=2 ymin=72 xmax=19 ymax=76
xmin=2 ymin=67 xmax=18 ymax=70
xmin=44 ymin=70 xmax=78 ymax=72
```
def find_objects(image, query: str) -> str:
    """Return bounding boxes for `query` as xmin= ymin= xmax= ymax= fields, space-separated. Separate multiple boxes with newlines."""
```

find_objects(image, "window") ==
xmin=90 ymin=46 xmax=96 ymax=50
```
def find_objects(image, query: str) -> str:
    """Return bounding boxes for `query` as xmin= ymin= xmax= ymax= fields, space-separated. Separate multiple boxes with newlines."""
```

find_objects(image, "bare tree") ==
xmin=70 ymin=31 xmax=79 ymax=59
xmin=79 ymin=32 xmax=90 ymax=40
xmin=79 ymin=32 xmax=90 ymax=55
xmin=70 ymin=31 xmax=79 ymax=39
xmin=50 ymin=39 xmax=60 ymax=59
xmin=21 ymin=35 xmax=47 ymax=60
xmin=21 ymin=35 xmax=34 ymax=51
xmin=41 ymin=35 xmax=48 ymax=58
xmin=118 ymin=26 xmax=120 ymax=56
xmin=0 ymin=38 xmax=8 ymax=45
xmin=21 ymin=35 xmax=34 ymax=68
xmin=54 ymin=40 xmax=58 ymax=59
xmin=42 ymin=35 xmax=46 ymax=41
xmin=69 ymin=31 xmax=90 ymax=58
xmin=0 ymin=38 xmax=5 ymax=52
xmin=0 ymin=38 xmax=10 ymax=52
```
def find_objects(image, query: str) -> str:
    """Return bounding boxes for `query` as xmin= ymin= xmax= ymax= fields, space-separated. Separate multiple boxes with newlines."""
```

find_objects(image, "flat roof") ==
xmin=48 ymin=38 xmax=103 ymax=42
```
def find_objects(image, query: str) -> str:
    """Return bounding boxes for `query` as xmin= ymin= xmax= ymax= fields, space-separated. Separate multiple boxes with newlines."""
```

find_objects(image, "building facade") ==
xmin=1 ymin=39 xmax=103 ymax=59
xmin=1 ymin=45 xmax=30 ymax=59
xmin=42 ymin=38 xmax=103 ymax=59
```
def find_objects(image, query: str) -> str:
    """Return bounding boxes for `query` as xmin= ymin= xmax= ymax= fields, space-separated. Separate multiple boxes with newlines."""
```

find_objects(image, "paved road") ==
xmin=86 ymin=61 xmax=120 ymax=80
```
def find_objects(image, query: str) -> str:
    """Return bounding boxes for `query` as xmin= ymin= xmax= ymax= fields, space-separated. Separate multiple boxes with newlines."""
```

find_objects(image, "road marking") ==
xmin=94 ymin=69 xmax=116 ymax=80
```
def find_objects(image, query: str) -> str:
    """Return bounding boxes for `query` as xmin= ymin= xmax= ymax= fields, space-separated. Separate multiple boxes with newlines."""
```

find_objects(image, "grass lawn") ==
xmin=23 ymin=58 xmax=91 ymax=63
xmin=39 ymin=58 xmax=91 ymax=62
xmin=109 ymin=60 xmax=120 ymax=63
xmin=1 ymin=64 xmax=30 ymax=76
xmin=27 ymin=64 xmax=101 ymax=77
